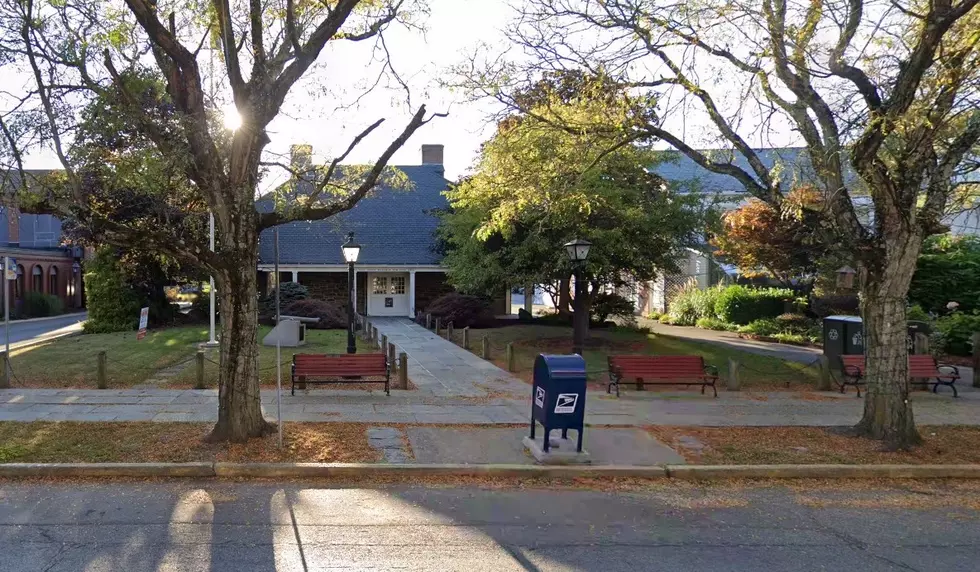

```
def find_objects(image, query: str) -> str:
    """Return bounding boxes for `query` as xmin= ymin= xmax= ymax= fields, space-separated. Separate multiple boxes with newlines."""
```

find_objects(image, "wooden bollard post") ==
xmin=398 ymin=352 xmax=409 ymax=389
xmin=726 ymin=358 xmax=740 ymax=391
xmin=372 ymin=326 xmax=378 ymax=344
xmin=817 ymin=355 xmax=832 ymax=391
xmin=506 ymin=342 xmax=515 ymax=372
xmin=913 ymin=332 xmax=929 ymax=390
xmin=381 ymin=334 xmax=388 ymax=352
xmin=388 ymin=342 xmax=396 ymax=372
xmin=97 ymin=351 xmax=108 ymax=389
xmin=0 ymin=351 xmax=8 ymax=389
xmin=362 ymin=319 xmax=371 ymax=339
xmin=973 ymin=332 xmax=980 ymax=388
xmin=195 ymin=351 xmax=206 ymax=390
xmin=447 ymin=322 xmax=454 ymax=342
xmin=435 ymin=317 xmax=442 ymax=336
xmin=426 ymin=313 xmax=432 ymax=329
xmin=482 ymin=336 xmax=490 ymax=360
xmin=463 ymin=327 xmax=470 ymax=350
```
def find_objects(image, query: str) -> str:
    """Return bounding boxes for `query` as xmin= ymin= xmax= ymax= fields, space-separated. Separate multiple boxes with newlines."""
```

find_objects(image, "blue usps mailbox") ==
xmin=530 ymin=354 xmax=587 ymax=452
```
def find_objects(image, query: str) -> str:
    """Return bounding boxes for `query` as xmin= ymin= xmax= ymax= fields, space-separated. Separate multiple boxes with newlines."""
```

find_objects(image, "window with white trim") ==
xmin=390 ymin=276 xmax=406 ymax=295
xmin=372 ymin=277 xmax=388 ymax=294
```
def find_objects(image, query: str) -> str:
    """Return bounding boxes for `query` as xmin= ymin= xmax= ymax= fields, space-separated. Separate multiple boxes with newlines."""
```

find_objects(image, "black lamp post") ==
xmin=563 ymin=238 xmax=592 ymax=356
xmin=341 ymin=232 xmax=361 ymax=354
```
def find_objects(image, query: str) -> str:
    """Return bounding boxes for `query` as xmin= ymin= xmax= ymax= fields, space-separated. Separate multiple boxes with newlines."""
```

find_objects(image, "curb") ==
xmin=1 ymin=462 xmax=979 ymax=480
xmin=4 ymin=311 xmax=87 ymax=325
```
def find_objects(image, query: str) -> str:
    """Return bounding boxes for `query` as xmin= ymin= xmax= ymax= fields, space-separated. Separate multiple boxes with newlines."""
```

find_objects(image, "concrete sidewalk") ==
xmin=2 ymin=386 xmax=977 ymax=426
xmin=370 ymin=317 xmax=528 ymax=398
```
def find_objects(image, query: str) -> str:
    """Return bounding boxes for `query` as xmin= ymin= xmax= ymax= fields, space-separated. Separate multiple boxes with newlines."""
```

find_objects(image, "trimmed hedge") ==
xmin=282 ymin=299 xmax=346 ymax=329
xmin=714 ymin=285 xmax=794 ymax=325
xmin=425 ymin=293 xmax=493 ymax=328
xmin=19 ymin=292 xmax=64 ymax=318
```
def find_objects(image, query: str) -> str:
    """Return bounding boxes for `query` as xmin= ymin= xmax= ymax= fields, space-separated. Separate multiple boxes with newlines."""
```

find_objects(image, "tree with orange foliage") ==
xmin=712 ymin=187 xmax=827 ymax=286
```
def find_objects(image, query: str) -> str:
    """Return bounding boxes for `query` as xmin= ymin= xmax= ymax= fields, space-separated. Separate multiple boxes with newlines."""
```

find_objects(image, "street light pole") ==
xmin=572 ymin=265 xmax=586 ymax=356
xmin=206 ymin=211 xmax=218 ymax=347
xmin=341 ymin=233 xmax=361 ymax=355
xmin=562 ymin=238 xmax=592 ymax=357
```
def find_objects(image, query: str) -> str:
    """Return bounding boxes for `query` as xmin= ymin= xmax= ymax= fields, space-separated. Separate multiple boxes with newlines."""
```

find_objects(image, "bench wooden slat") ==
xmin=607 ymin=354 xmax=717 ymax=397
xmin=837 ymin=354 xmax=958 ymax=397
xmin=291 ymin=353 xmax=389 ymax=396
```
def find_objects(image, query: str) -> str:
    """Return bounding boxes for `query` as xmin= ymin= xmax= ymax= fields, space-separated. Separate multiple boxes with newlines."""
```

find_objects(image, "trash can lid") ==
xmin=534 ymin=354 xmax=586 ymax=378
xmin=824 ymin=315 xmax=862 ymax=322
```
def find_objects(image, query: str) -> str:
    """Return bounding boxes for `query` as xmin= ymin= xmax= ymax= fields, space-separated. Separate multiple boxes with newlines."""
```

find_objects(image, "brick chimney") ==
xmin=421 ymin=144 xmax=444 ymax=165
xmin=4 ymin=201 xmax=18 ymax=247
xmin=290 ymin=144 xmax=313 ymax=173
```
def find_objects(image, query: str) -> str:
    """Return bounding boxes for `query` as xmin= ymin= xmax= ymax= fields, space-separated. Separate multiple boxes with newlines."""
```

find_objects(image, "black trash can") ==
xmin=824 ymin=315 xmax=934 ymax=366
xmin=530 ymin=354 xmax=586 ymax=452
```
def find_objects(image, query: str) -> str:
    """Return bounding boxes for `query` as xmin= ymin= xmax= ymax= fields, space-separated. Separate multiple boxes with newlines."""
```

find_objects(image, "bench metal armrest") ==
xmin=703 ymin=364 xmax=719 ymax=378
xmin=936 ymin=364 xmax=959 ymax=378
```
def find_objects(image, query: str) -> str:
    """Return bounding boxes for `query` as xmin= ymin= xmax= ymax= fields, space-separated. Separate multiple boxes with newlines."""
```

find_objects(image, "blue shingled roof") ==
xmin=257 ymin=165 xmax=449 ymax=265
xmin=651 ymin=147 xmax=861 ymax=195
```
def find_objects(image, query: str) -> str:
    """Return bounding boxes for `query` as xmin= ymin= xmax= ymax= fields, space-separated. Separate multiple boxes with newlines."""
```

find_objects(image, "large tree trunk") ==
xmin=206 ymin=231 xmax=273 ymax=443
xmin=854 ymin=241 xmax=923 ymax=450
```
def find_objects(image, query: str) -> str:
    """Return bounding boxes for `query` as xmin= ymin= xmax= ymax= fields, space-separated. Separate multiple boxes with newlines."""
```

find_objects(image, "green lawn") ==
xmin=172 ymin=327 xmax=376 ymax=388
xmin=9 ymin=327 xmax=209 ymax=388
xmin=449 ymin=324 xmax=820 ymax=390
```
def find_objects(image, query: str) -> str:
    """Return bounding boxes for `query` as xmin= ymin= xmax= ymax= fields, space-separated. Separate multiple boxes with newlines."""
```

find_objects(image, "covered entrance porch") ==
xmin=256 ymin=264 xmax=453 ymax=318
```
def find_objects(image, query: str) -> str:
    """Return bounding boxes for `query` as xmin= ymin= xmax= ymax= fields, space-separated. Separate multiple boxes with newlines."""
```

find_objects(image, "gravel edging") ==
xmin=1 ymin=462 xmax=980 ymax=480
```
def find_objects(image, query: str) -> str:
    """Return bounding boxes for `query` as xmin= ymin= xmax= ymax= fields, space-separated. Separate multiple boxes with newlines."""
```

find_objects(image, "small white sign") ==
xmin=3 ymin=257 xmax=15 ymax=281
xmin=137 ymin=307 xmax=149 ymax=340
xmin=852 ymin=332 xmax=863 ymax=346
xmin=534 ymin=387 xmax=545 ymax=408
xmin=554 ymin=393 xmax=578 ymax=414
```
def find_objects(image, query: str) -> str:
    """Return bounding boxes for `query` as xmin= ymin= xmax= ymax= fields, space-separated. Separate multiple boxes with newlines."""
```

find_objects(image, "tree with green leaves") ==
xmin=0 ymin=0 xmax=442 ymax=441
xmin=440 ymin=72 xmax=705 ymax=333
xmin=457 ymin=0 xmax=980 ymax=449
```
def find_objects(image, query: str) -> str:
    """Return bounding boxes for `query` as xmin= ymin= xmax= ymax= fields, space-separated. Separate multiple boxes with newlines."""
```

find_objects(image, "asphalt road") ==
xmin=0 ymin=481 xmax=977 ymax=571
xmin=0 ymin=312 xmax=85 ymax=348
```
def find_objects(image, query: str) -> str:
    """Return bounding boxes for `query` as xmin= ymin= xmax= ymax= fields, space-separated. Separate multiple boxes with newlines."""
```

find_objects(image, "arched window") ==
xmin=32 ymin=265 xmax=43 ymax=292
xmin=15 ymin=265 xmax=24 ymax=299
xmin=49 ymin=266 xmax=58 ymax=296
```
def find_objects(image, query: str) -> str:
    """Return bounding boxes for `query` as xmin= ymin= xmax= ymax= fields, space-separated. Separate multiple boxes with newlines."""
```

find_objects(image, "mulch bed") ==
xmin=647 ymin=425 xmax=980 ymax=465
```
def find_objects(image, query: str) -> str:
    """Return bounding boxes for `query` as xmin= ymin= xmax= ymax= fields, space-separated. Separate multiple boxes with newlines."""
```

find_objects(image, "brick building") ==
xmin=0 ymin=202 xmax=83 ymax=312
xmin=257 ymin=144 xmax=508 ymax=317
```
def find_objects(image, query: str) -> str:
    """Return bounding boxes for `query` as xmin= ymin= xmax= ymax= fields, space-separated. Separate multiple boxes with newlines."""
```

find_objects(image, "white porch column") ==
xmin=291 ymin=270 xmax=298 ymax=283
xmin=408 ymin=270 xmax=417 ymax=318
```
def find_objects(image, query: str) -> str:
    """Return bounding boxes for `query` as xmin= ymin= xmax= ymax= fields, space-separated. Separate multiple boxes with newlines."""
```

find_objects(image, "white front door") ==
xmin=368 ymin=273 xmax=410 ymax=316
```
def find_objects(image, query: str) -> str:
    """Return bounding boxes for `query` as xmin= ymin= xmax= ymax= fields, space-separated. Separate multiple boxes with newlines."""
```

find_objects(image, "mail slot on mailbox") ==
xmin=530 ymin=354 xmax=586 ymax=452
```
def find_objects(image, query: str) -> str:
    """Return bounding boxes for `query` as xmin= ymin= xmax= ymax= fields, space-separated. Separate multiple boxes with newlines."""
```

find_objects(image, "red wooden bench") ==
xmin=291 ymin=353 xmax=390 ymax=395
xmin=607 ymin=355 xmax=718 ymax=397
xmin=839 ymin=354 xmax=959 ymax=397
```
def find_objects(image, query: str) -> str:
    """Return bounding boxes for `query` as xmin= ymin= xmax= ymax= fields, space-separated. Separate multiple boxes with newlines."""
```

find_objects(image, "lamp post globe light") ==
xmin=563 ymin=238 xmax=592 ymax=356
xmin=342 ymin=232 xmax=361 ymax=354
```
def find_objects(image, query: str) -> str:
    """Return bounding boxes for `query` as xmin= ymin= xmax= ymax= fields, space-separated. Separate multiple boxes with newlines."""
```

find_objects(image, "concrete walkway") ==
xmin=2 ymin=386 xmax=977 ymax=426
xmin=641 ymin=318 xmax=823 ymax=363
xmin=369 ymin=317 xmax=528 ymax=398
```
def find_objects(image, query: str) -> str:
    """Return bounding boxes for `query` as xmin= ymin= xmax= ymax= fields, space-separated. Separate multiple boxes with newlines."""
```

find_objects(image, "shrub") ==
xmin=809 ymin=294 xmax=860 ymax=318
xmin=258 ymin=282 xmax=308 ymax=318
xmin=282 ymin=299 xmax=346 ymax=329
xmin=646 ymin=311 xmax=662 ymax=321
xmin=737 ymin=318 xmax=783 ymax=336
xmin=695 ymin=316 xmax=733 ymax=331
xmin=934 ymin=311 xmax=980 ymax=356
xmin=19 ymin=292 xmax=64 ymax=318
xmin=774 ymin=313 xmax=810 ymax=334
xmin=425 ymin=293 xmax=493 ymax=328
xmin=667 ymin=283 xmax=725 ymax=326
xmin=590 ymin=292 xmax=635 ymax=324
xmin=909 ymin=235 xmax=980 ymax=314
xmin=906 ymin=304 xmax=931 ymax=323
xmin=771 ymin=332 xmax=807 ymax=345
xmin=714 ymin=285 xmax=794 ymax=325
xmin=83 ymin=247 xmax=142 ymax=333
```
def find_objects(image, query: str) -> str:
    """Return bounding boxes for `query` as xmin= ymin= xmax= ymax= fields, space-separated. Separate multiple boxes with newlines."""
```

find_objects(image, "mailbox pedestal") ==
xmin=528 ymin=354 xmax=587 ymax=453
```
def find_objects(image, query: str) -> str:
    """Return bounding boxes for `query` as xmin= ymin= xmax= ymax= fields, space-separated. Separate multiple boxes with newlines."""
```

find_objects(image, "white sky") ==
xmin=15 ymin=0 xmax=803 ymax=184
